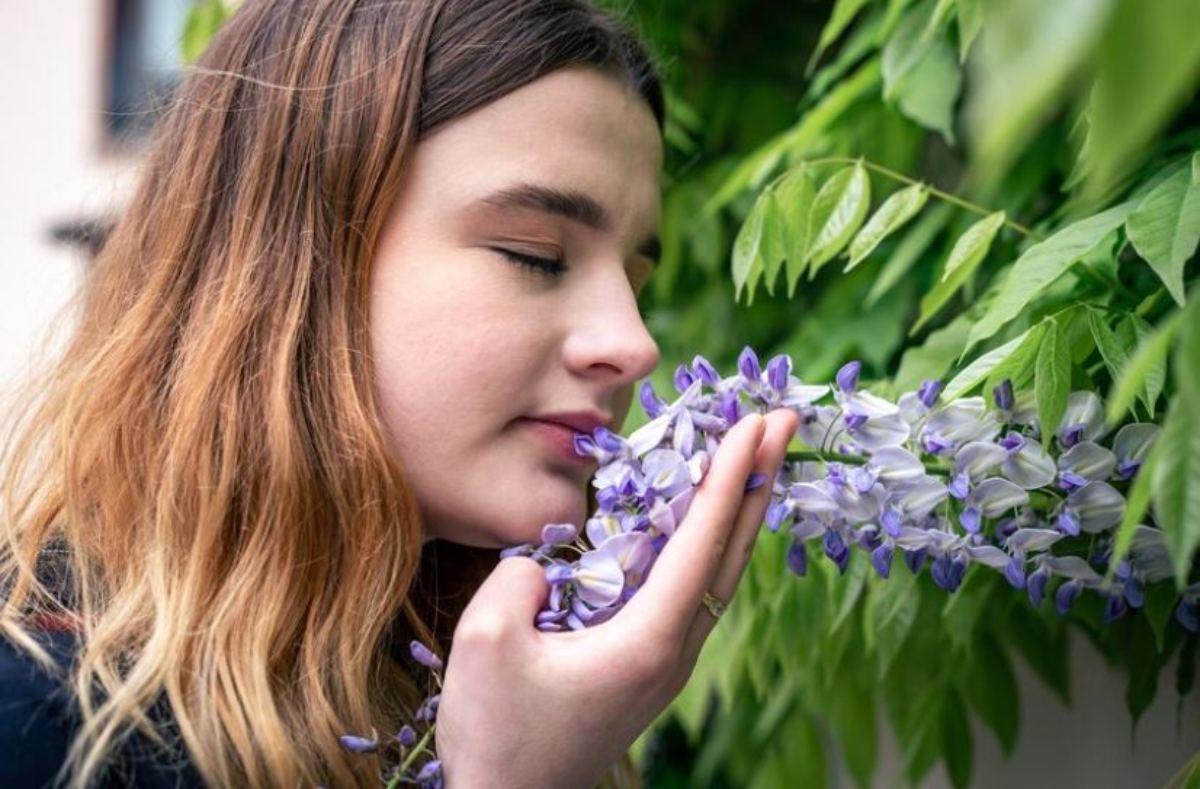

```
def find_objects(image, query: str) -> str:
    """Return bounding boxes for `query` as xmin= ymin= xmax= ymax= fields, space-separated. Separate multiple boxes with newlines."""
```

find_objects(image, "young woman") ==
xmin=0 ymin=1 xmax=796 ymax=786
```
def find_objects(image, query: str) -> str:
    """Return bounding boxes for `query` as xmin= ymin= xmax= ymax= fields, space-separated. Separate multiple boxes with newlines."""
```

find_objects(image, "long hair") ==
xmin=0 ymin=1 xmax=663 ymax=785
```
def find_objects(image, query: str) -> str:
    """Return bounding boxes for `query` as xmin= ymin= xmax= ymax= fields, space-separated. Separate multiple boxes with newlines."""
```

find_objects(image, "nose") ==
xmin=561 ymin=265 xmax=661 ymax=388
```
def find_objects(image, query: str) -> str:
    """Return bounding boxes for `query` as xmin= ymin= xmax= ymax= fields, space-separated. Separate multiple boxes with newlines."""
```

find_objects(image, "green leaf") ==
xmin=864 ymin=570 xmax=919 ymax=678
xmin=941 ymin=324 xmax=1039 ymax=401
xmin=913 ymin=211 xmax=1008 ymax=335
xmin=760 ymin=190 xmax=788 ymax=297
xmin=1124 ymin=614 xmax=1163 ymax=725
xmin=1142 ymin=581 xmax=1178 ymax=654
xmin=772 ymin=167 xmax=817 ymax=298
xmin=966 ymin=0 xmax=1117 ymax=185
xmin=704 ymin=60 xmax=882 ymax=217
xmin=892 ymin=313 xmax=974 ymax=393
xmin=1085 ymin=0 xmax=1200 ymax=197
xmin=1126 ymin=154 xmax=1200 ymax=306
xmin=1087 ymin=308 xmax=1130 ymax=382
xmin=964 ymin=201 xmax=1135 ymax=353
xmin=866 ymin=203 xmax=953 ymax=307
xmin=1106 ymin=312 xmax=1180 ymax=424
xmin=942 ymin=568 xmax=997 ymax=651
xmin=830 ymin=677 xmax=878 ymax=788
xmin=765 ymin=709 xmax=827 ymax=788
xmin=1035 ymin=318 xmax=1071 ymax=446
xmin=956 ymin=0 xmax=983 ymax=61
xmin=1153 ymin=300 xmax=1200 ymax=586
xmin=1152 ymin=401 xmax=1200 ymax=587
xmin=845 ymin=183 xmax=929 ymax=271
xmin=1128 ymin=315 xmax=1167 ymax=417
xmin=1005 ymin=607 xmax=1071 ymax=704
xmin=941 ymin=210 xmax=1007 ymax=282
xmin=894 ymin=37 xmax=962 ymax=143
xmin=963 ymin=634 xmax=1019 ymax=755
xmin=808 ymin=0 xmax=873 ymax=74
xmin=1107 ymin=450 xmax=1157 ymax=571
xmin=731 ymin=190 xmax=771 ymax=303
xmin=882 ymin=1 xmax=937 ymax=101
xmin=940 ymin=689 xmax=973 ymax=789
xmin=983 ymin=320 xmax=1044 ymax=399
xmin=182 ymin=0 xmax=229 ymax=64
xmin=805 ymin=162 xmax=871 ymax=277
xmin=829 ymin=552 xmax=870 ymax=635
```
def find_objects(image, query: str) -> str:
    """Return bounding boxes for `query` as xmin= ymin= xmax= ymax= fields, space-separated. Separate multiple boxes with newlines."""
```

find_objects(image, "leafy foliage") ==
xmin=181 ymin=1 xmax=1200 ymax=785
xmin=614 ymin=0 xmax=1200 ymax=786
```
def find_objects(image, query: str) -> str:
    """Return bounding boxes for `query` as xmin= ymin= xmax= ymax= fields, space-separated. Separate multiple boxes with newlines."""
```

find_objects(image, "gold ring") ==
xmin=701 ymin=591 xmax=728 ymax=619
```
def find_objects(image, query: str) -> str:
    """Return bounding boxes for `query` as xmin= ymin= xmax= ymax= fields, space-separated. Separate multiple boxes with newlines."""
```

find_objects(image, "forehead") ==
xmin=407 ymin=66 xmax=663 ymax=236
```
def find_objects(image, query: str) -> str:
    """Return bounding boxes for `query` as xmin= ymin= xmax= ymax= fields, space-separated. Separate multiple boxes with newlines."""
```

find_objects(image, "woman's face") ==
xmin=370 ymin=66 xmax=663 ymax=549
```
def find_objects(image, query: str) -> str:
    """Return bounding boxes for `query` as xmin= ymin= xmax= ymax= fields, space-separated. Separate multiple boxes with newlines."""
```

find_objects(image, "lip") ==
xmin=529 ymin=410 xmax=615 ymax=435
xmin=518 ymin=410 xmax=614 ymax=465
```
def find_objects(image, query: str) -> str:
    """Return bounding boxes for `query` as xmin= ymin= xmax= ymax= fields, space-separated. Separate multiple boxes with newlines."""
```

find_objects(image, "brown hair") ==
xmin=0 ymin=0 xmax=662 ymax=786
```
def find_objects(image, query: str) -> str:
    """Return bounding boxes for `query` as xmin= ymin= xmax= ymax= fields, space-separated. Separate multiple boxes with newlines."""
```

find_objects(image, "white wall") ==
xmin=0 ymin=1 xmax=140 ymax=398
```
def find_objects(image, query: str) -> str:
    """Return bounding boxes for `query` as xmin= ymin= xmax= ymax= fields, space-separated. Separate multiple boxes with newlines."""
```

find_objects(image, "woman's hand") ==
xmin=435 ymin=408 xmax=798 ymax=788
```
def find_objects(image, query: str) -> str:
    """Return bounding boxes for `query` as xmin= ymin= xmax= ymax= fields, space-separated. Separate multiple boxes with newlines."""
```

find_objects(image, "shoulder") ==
xmin=0 ymin=629 xmax=79 ymax=787
xmin=0 ymin=628 xmax=206 ymax=789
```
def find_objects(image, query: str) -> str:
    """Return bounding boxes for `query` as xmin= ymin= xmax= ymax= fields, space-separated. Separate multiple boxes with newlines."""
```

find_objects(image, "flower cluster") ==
xmin=500 ymin=347 xmax=1200 ymax=634
xmin=339 ymin=640 xmax=444 ymax=788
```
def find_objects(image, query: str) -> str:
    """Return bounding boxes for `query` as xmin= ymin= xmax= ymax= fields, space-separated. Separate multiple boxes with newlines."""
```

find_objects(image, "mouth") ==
xmin=516 ymin=417 xmax=600 ymax=467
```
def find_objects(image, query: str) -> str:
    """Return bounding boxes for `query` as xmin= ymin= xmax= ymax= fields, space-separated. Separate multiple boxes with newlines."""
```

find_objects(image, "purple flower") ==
xmin=1111 ymin=423 xmax=1158 ymax=481
xmin=1027 ymin=567 xmax=1049 ymax=607
xmin=691 ymin=354 xmax=721 ymax=386
xmin=823 ymin=529 xmax=850 ymax=573
xmin=396 ymin=725 xmax=417 ymax=748
xmin=993 ymin=379 xmax=1014 ymax=411
xmin=1055 ymin=580 xmax=1081 ymax=615
xmin=836 ymin=360 xmax=862 ymax=392
xmin=673 ymin=362 xmax=697 ymax=393
xmin=871 ymin=543 xmax=893 ymax=579
xmin=766 ymin=353 xmax=792 ymax=391
xmin=541 ymin=523 xmax=578 ymax=546
xmin=918 ymin=379 xmax=943 ymax=409
xmin=1003 ymin=556 xmax=1026 ymax=589
xmin=410 ymin=641 xmax=443 ymax=672
xmin=737 ymin=346 xmax=762 ymax=383
xmin=744 ymin=471 xmax=768 ymax=491
xmin=339 ymin=735 xmax=378 ymax=754
xmin=1103 ymin=593 xmax=1128 ymax=623
xmin=903 ymin=547 xmax=926 ymax=575
xmin=787 ymin=540 xmax=808 ymax=576
xmin=1176 ymin=600 xmax=1199 ymax=634
xmin=1057 ymin=391 xmax=1108 ymax=448
xmin=639 ymin=380 xmax=666 ymax=418
xmin=931 ymin=552 xmax=967 ymax=592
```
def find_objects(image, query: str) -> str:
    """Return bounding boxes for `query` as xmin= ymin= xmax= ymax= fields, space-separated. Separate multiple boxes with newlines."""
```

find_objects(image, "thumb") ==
xmin=466 ymin=556 xmax=550 ymax=630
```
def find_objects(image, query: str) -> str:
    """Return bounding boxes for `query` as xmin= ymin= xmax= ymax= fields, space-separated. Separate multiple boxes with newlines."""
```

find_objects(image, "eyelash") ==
xmin=492 ymin=247 xmax=568 ymax=278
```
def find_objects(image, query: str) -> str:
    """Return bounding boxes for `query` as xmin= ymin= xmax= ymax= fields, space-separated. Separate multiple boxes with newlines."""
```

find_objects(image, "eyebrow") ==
xmin=472 ymin=181 xmax=661 ymax=266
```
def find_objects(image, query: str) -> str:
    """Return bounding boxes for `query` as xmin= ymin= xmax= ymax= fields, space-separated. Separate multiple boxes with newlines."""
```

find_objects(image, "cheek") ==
xmin=366 ymin=249 xmax=589 ymax=546
xmin=368 ymin=255 xmax=553 ymax=445
xmin=372 ymin=261 xmax=542 ymax=407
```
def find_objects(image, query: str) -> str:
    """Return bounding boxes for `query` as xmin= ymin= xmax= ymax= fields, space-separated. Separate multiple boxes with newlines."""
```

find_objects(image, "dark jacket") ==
xmin=0 ymin=624 xmax=205 ymax=789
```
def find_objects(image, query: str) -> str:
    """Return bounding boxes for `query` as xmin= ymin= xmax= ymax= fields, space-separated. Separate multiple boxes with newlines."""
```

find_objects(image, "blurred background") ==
xmin=1 ymin=1 xmax=1197 ymax=787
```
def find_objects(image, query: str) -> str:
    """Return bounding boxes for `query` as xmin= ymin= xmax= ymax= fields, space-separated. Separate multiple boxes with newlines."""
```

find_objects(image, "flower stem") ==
xmin=785 ymin=449 xmax=950 ymax=477
xmin=387 ymin=724 xmax=437 ymax=789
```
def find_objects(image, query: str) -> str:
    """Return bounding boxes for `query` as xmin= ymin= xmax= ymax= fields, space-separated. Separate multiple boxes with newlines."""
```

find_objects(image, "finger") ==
xmin=680 ymin=408 xmax=797 ymax=662
xmin=619 ymin=412 xmax=766 ymax=644
xmin=458 ymin=556 xmax=548 ymax=635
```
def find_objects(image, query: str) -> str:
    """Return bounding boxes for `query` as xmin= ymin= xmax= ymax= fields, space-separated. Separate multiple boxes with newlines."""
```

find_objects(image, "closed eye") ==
xmin=490 ymin=247 xmax=567 ymax=278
